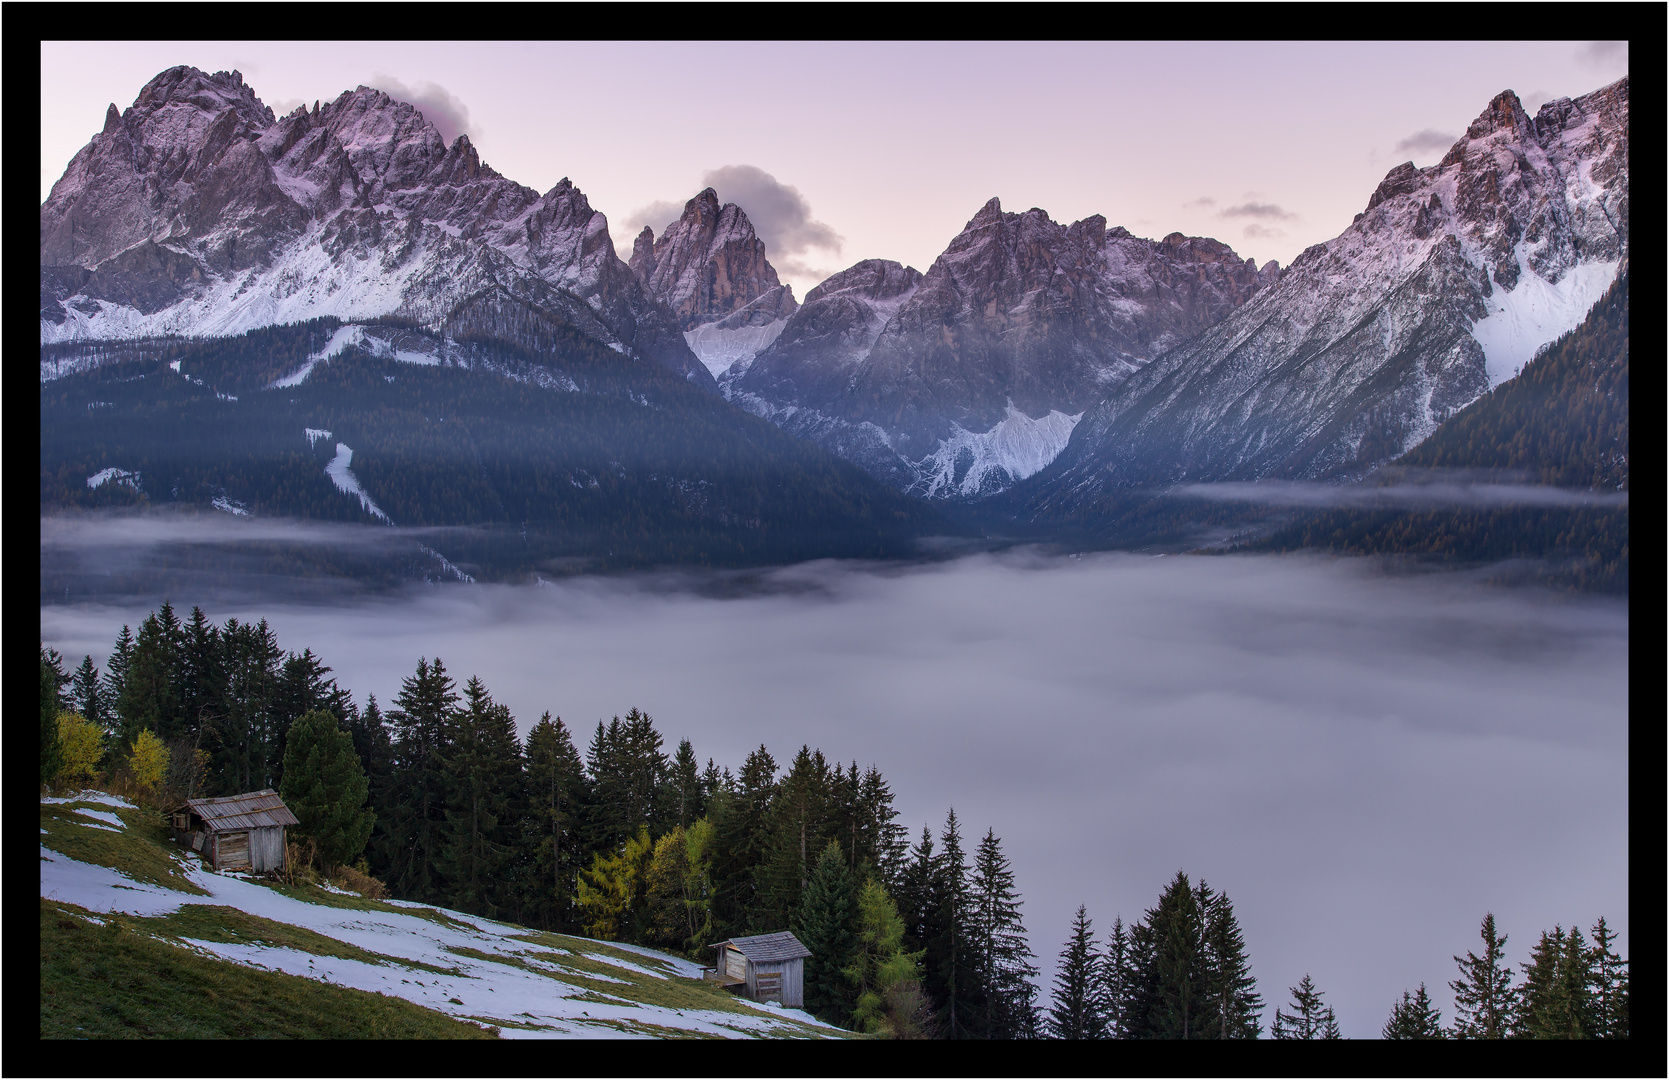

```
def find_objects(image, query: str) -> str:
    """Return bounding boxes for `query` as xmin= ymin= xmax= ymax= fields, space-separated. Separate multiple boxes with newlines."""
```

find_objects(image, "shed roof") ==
xmin=716 ymin=931 xmax=812 ymax=962
xmin=178 ymin=789 xmax=299 ymax=830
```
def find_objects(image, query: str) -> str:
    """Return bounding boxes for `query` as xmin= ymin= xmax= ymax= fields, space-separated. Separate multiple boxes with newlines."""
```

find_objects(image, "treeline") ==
xmin=41 ymin=604 xmax=1630 ymax=1039
xmin=1038 ymin=897 xmax=1628 ymax=1041
xmin=39 ymin=604 xmax=1036 ymax=1037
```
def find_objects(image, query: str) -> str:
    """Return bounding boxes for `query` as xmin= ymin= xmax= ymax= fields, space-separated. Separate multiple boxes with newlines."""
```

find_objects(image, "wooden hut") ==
xmin=711 ymin=931 xmax=813 ymax=1007
xmin=171 ymin=789 xmax=298 ymax=873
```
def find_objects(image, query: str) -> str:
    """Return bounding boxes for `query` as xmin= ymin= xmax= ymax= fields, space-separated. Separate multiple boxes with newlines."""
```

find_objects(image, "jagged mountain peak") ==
xmin=40 ymin=66 xmax=713 ymax=387
xmin=628 ymin=187 xmax=791 ymax=333
xmin=1013 ymin=76 xmax=1627 ymax=511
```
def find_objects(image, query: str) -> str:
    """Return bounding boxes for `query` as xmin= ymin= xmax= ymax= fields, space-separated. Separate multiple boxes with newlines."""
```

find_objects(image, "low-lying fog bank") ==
xmin=41 ymin=545 xmax=1629 ymax=1037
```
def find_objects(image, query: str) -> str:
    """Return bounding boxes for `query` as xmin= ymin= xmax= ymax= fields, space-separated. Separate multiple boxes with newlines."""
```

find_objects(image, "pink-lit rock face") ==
xmin=39 ymin=66 xmax=711 ymax=387
xmin=629 ymin=189 xmax=797 ymax=333
xmin=1022 ymin=77 xmax=1628 ymax=508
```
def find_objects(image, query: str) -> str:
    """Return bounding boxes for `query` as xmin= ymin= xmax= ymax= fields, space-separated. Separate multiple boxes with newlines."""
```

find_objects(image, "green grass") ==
xmin=40 ymin=900 xmax=497 ymax=1039
xmin=39 ymin=802 xmax=208 ymax=895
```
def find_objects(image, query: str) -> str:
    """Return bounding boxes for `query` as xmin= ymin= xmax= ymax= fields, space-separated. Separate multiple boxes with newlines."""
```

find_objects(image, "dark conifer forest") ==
xmin=42 ymin=607 xmax=1629 ymax=1039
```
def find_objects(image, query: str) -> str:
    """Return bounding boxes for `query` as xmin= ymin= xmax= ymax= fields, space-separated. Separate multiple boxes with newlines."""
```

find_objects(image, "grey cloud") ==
xmin=1520 ymin=90 xmax=1555 ymax=114
xmin=369 ymin=74 xmax=477 ymax=147
xmin=40 ymin=529 xmax=1628 ymax=1037
xmin=1241 ymin=223 xmax=1287 ymax=241
xmin=1579 ymin=40 xmax=1628 ymax=69
xmin=620 ymin=199 xmax=688 ymax=242
xmin=1393 ymin=129 xmax=1458 ymax=157
xmin=703 ymin=164 xmax=843 ymax=277
xmin=1171 ymin=477 xmax=1629 ymax=510
xmin=1182 ymin=196 xmax=1217 ymax=209
xmin=1220 ymin=202 xmax=1297 ymax=221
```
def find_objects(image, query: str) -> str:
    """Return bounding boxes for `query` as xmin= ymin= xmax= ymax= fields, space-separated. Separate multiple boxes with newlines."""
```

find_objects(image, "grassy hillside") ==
xmin=39 ymin=791 xmax=848 ymax=1039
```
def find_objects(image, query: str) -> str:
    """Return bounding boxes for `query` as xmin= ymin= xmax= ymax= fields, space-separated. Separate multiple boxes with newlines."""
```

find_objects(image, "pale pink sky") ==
xmin=41 ymin=41 xmax=1627 ymax=297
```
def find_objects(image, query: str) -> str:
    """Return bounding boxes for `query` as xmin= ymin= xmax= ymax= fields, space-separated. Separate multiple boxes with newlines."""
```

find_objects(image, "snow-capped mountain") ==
xmin=40 ymin=66 xmax=711 ymax=386
xmin=628 ymin=189 xmax=799 ymax=378
xmin=725 ymin=201 xmax=1279 ymax=496
xmin=1017 ymin=77 xmax=1629 ymax=511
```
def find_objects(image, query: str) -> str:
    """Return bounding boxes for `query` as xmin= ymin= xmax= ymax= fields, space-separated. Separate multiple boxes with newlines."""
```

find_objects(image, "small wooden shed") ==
xmin=171 ymin=789 xmax=298 ymax=873
xmin=712 ymin=931 xmax=813 ymax=1007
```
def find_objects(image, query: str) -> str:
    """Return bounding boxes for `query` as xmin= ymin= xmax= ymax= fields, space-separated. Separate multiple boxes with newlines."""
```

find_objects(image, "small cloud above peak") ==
xmin=368 ymin=74 xmax=477 ymax=147
xmin=702 ymin=164 xmax=843 ymax=276
xmin=1220 ymin=202 xmax=1297 ymax=222
xmin=1181 ymin=196 xmax=1217 ymax=209
xmin=1393 ymin=129 xmax=1458 ymax=158
xmin=1241 ymin=223 xmax=1287 ymax=241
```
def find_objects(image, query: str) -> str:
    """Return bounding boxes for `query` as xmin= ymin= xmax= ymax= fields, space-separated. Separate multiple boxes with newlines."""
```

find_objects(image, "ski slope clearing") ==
xmin=39 ymin=793 xmax=846 ymax=1039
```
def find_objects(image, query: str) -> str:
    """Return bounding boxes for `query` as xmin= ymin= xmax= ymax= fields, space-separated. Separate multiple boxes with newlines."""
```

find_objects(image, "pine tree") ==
xmin=42 ymin=648 xmax=65 ymax=787
xmin=1132 ymin=871 xmax=1207 ymax=1038
xmin=522 ymin=712 xmax=590 ymax=932
xmin=1515 ymin=925 xmax=1596 ymax=1039
xmin=1198 ymin=882 xmax=1262 ymax=1038
xmin=1586 ymin=916 xmax=1628 ymax=1039
xmin=70 ymin=654 xmax=106 ymax=734
xmin=103 ymin=625 xmax=135 ymax=733
xmin=1050 ymin=905 xmax=1107 ymax=1039
xmin=932 ymin=808 xmax=978 ymax=1038
xmin=969 ymin=828 xmax=1039 ymax=1039
xmin=758 ymin=746 xmax=835 ymax=931
xmin=279 ymin=708 xmax=375 ymax=871
xmin=1103 ymin=917 xmax=1134 ymax=1038
xmin=668 ymin=738 xmax=702 ymax=828
xmin=437 ymin=675 xmax=523 ymax=918
xmin=1383 ymin=983 xmax=1445 ymax=1039
xmin=857 ymin=764 xmax=908 ymax=891
xmin=1270 ymin=974 xmax=1340 ymax=1039
xmin=798 ymin=840 xmax=860 ymax=1025
xmin=1450 ymin=913 xmax=1514 ymax=1039
xmin=708 ymin=744 xmax=776 ymax=940
xmin=382 ymin=657 xmax=460 ymax=903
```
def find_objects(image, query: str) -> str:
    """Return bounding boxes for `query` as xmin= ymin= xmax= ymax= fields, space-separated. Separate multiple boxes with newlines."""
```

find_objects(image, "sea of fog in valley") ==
xmin=40 ymin=514 xmax=1629 ymax=1038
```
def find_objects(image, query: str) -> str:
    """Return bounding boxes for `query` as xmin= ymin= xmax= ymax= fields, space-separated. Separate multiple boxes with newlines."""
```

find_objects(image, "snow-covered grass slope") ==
xmin=40 ymin=791 xmax=848 ymax=1039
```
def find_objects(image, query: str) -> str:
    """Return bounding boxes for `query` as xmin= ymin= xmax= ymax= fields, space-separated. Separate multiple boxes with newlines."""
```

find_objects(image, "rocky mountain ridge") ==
xmin=40 ymin=66 xmax=712 ymax=386
xmin=1012 ymin=76 xmax=1628 ymax=516
xmin=726 ymin=200 xmax=1279 ymax=495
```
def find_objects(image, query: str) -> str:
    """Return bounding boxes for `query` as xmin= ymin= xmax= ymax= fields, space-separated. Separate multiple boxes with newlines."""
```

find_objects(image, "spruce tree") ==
xmin=969 ymin=828 xmax=1039 ymax=1039
xmin=1383 ymin=983 xmax=1445 ymax=1039
xmin=1515 ymin=925 xmax=1596 ymax=1039
xmin=857 ymin=765 xmax=909 ymax=892
xmin=1103 ymin=917 xmax=1134 ymax=1038
xmin=1137 ymin=871 xmax=1206 ymax=1038
xmin=1198 ymin=882 xmax=1262 ymax=1038
xmin=798 ymin=840 xmax=860 ymax=1025
xmin=103 ymin=625 xmax=135 ymax=731
xmin=279 ymin=708 xmax=375 ymax=871
xmin=708 ymin=744 xmax=776 ymax=939
xmin=1270 ymin=974 xmax=1340 ymax=1039
xmin=932 ymin=808 xmax=978 ymax=1039
xmin=42 ymin=648 xmax=65 ymax=787
xmin=382 ymin=657 xmax=460 ymax=903
xmin=1586 ymin=916 xmax=1628 ymax=1039
xmin=759 ymin=746 xmax=835 ymax=931
xmin=70 ymin=654 xmax=106 ymax=734
xmin=1450 ymin=913 xmax=1514 ymax=1039
xmin=1050 ymin=905 xmax=1106 ymax=1039
xmin=523 ymin=712 xmax=590 ymax=932
xmin=437 ymin=675 xmax=523 ymax=919
xmin=668 ymin=738 xmax=702 ymax=828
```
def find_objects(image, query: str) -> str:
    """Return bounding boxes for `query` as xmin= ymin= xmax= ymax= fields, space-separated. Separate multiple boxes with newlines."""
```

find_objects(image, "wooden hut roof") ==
xmin=718 ymin=931 xmax=812 ymax=963
xmin=178 ymin=789 xmax=299 ymax=830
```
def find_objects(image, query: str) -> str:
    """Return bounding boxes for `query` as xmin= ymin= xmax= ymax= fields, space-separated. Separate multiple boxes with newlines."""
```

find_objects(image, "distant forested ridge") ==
xmin=40 ymin=317 xmax=946 ymax=574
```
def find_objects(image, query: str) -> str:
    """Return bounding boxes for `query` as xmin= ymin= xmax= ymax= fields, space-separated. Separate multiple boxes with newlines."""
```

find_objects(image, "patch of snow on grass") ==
xmin=212 ymin=496 xmax=251 ymax=517
xmin=305 ymin=428 xmax=334 ymax=447
xmin=1472 ymin=259 xmax=1617 ymax=386
xmin=41 ymin=840 xmax=834 ymax=1039
xmin=43 ymin=792 xmax=138 ymax=809
xmin=71 ymin=808 xmax=127 ymax=829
